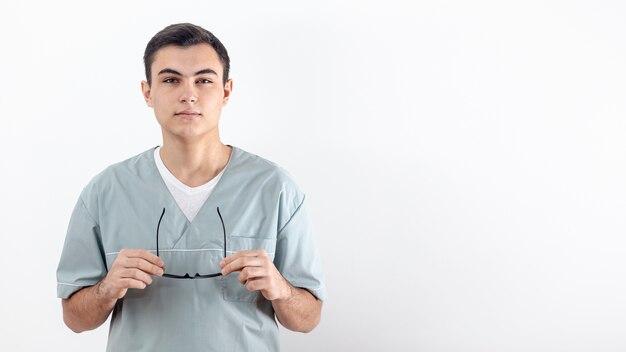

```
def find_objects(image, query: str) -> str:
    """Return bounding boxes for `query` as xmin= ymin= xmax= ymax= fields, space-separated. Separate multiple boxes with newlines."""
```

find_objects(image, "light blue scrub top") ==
xmin=56 ymin=146 xmax=326 ymax=352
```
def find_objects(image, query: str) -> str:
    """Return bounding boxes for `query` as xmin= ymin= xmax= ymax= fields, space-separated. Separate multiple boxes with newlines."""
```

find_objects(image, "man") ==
xmin=56 ymin=23 xmax=325 ymax=352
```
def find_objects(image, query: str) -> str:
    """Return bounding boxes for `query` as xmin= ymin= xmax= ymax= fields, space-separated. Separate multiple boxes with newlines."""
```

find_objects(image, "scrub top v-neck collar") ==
xmin=148 ymin=145 xmax=237 ymax=228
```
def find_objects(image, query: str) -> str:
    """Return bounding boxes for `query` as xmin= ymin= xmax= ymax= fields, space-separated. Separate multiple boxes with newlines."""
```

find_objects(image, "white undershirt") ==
xmin=154 ymin=146 xmax=225 ymax=222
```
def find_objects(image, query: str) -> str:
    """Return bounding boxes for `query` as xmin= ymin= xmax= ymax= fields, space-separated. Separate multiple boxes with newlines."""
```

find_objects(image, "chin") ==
xmin=169 ymin=126 xmax=215 ymax=139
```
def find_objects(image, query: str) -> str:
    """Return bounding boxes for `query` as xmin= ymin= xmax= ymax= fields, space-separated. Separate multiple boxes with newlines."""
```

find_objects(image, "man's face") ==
xmin=141 ymin=44 xmax=232 ymax=140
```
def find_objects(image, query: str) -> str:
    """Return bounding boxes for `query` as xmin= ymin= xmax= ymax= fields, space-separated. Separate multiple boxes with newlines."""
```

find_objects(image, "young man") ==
xmin=56 ymin=23 xmax=325 ymax=351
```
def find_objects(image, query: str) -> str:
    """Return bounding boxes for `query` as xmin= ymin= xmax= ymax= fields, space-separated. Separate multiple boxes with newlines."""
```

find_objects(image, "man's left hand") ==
xmin=220 ymin=250 xmax=293 ymax=301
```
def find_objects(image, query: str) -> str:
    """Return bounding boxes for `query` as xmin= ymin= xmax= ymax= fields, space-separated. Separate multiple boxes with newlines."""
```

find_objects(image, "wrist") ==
xmin=94 ymin=279 xmax=116 ymax=305
xmin=275 ymin=279 xmax=296 ymax=302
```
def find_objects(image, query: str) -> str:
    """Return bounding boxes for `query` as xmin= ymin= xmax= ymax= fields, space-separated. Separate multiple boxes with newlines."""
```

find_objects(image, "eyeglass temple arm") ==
xmin=217 ymin=206 xmax=226 ymax=257
xmin=156 ymin=207 xmax=166 ymax=257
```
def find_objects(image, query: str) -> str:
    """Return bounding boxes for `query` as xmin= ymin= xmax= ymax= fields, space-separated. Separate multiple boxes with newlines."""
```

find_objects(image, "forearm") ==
xmin=62 ymin=281 xmax=117 ymax=333
xmin=272 ymin=284 xmax=322 ymax=333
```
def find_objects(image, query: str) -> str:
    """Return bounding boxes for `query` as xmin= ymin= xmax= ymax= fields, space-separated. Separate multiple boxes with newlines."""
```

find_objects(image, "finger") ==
xmin=120 ymin=268 xmax=153 ymax=286
xmin=120 ymin=249 xmax=165 ymax=268
xmin=220 ymin=249 xmax=268 ymax=268
xmin=122 ymin=257 xmax=164 ymax=276
xmin=244 ymin=277 xmax=265 ymax=292
xmin=121 ymin=278 xmax=148 ymax=290
xmin=245 ymin=276 xmax=291 ymax=301
xmin=221 ymin=256 xmax=266 ymax=276
xmin=238 ymin=266 xmax=265 ymax=285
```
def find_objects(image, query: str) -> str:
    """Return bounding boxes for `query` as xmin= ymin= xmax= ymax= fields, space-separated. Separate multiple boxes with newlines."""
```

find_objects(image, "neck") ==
xmin=159 ymin=133 xmax=232 ymax=188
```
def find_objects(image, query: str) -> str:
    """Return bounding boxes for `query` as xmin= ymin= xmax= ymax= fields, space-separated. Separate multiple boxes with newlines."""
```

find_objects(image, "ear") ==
xmin=141 ymin=80 xmax=153 ymax=107
xmin=222 ymin=79 xmax=233 ymax=106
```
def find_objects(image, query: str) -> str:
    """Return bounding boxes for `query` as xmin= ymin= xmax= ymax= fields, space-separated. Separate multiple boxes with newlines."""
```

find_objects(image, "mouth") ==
xmin=174 ymin=111 xmax=202 ymax=119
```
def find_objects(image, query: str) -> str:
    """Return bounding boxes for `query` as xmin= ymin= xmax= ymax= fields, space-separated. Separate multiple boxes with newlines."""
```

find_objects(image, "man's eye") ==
xmin=163 ymin=78 xmax=178 ymax=83
xmin=198 ymin=79 xmax=213 ymax=84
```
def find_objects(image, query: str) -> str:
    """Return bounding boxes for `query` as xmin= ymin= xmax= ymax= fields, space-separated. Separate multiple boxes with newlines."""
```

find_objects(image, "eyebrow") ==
xmin=157 ymin=68 xmax=218 ymax=77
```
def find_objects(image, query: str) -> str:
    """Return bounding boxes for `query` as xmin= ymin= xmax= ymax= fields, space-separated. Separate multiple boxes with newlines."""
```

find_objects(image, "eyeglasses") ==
xmin=156 ymin=207 xmax=227 ymax=279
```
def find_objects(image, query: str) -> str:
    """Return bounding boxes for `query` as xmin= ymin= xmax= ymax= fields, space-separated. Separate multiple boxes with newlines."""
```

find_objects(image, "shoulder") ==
xmin=79 ymin=147 xmax=156 ymax=205
xmin=233 ymin=146 xmax=304 ymax=198
xmin=232 ymin=146 xmax=306 ymax=216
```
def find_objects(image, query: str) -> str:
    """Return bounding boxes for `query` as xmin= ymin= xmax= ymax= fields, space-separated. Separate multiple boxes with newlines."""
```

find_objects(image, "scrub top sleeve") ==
xmin=56 ymin=193 xmax=107 ymax=299
xmin=274 ymin=195 xmax=326 ymax=301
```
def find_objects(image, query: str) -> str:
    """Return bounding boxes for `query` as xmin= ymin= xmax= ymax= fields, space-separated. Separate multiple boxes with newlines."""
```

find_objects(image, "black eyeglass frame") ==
xmin=156 ymin=207 xmax=226 ymax=279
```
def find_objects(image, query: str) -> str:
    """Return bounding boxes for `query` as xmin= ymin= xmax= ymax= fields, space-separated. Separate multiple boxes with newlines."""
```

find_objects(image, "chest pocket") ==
xmin=221 ymin=236 xmax=277 ymax=303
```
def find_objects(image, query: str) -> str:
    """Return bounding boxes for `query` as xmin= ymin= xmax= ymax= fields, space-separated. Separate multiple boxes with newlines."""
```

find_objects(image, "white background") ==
xmin=1 ymin=0 xmax=625 ymax=351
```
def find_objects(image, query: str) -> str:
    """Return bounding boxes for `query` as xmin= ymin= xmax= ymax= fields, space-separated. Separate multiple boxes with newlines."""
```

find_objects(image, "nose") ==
xmin=179 ymin=83 xmax=198 ymax=104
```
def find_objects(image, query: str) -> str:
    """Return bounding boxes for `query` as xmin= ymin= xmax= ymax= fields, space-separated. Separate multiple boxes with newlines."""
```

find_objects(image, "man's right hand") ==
xmin=97 ymin=249 xmax=164 ymax=300
xmin=62 ymin=249 xmax=164 ymax=333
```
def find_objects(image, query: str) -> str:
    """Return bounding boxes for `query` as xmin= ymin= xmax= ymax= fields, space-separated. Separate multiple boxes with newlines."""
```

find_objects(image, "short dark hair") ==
xmin=143 ymin=23 xmax=230 ymax=86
